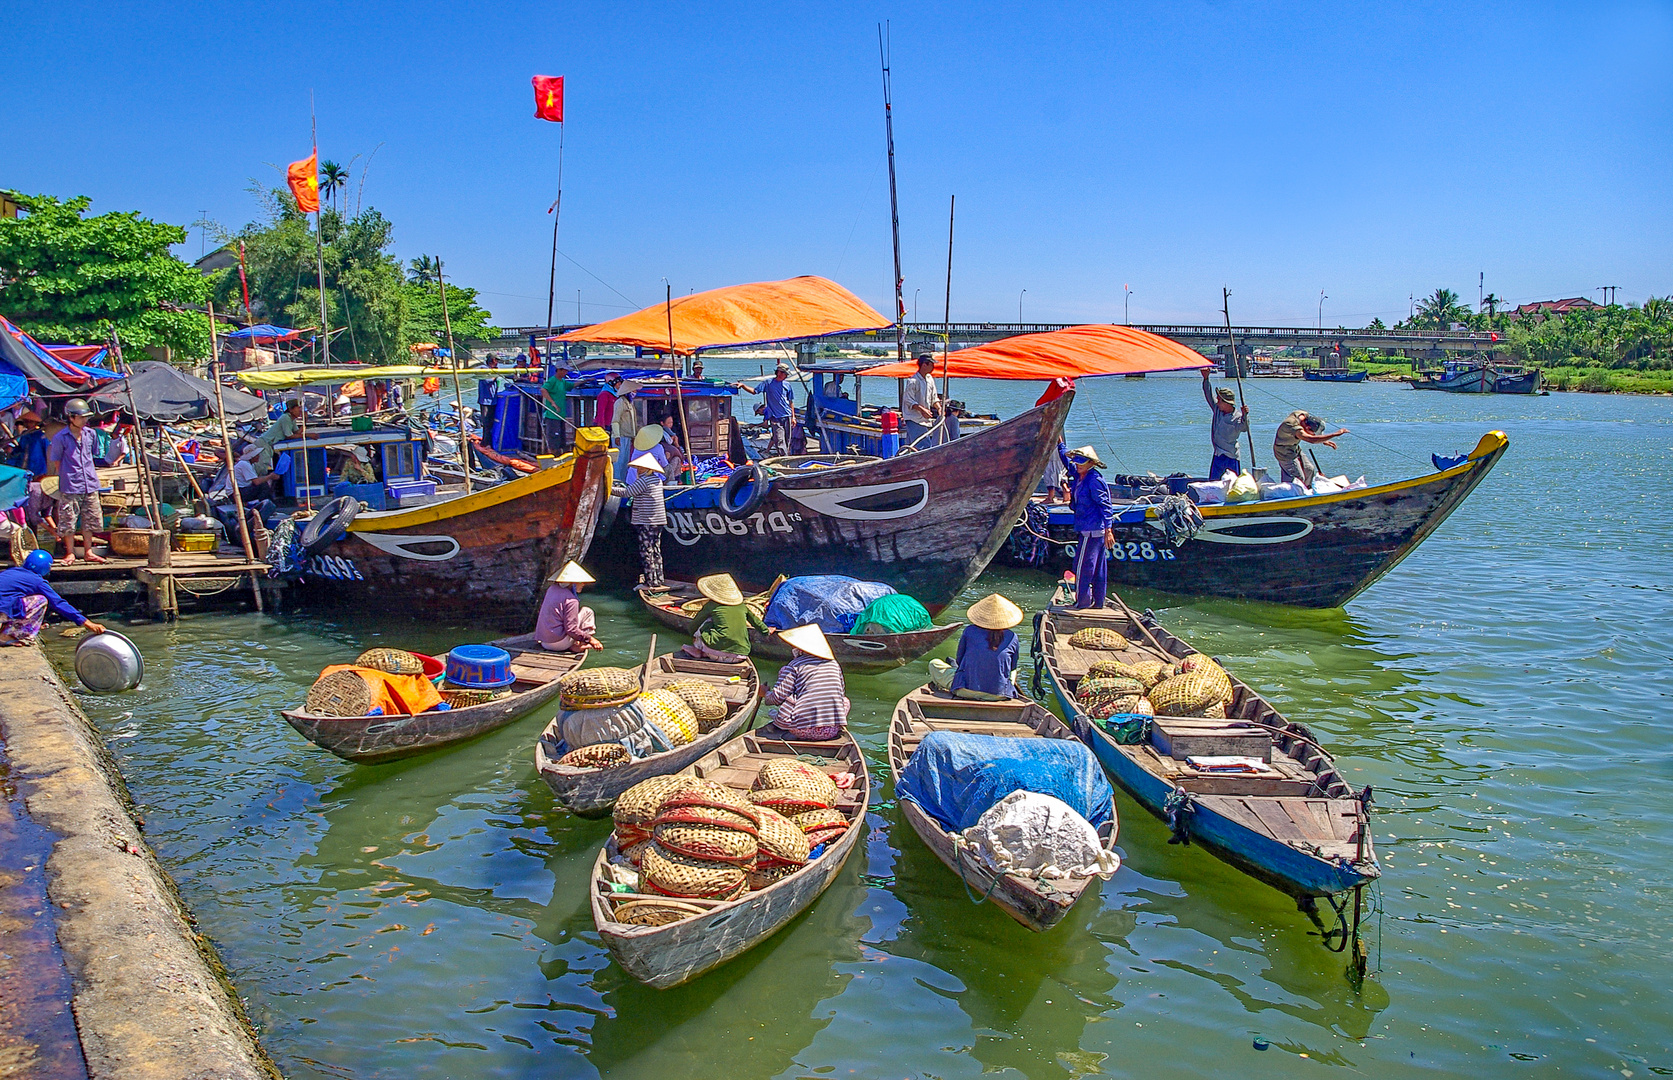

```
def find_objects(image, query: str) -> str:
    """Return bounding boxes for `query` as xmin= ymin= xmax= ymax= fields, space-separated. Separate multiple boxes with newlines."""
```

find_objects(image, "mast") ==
xmin=879 ymin=23 xmax=905 ymax=363
xmin=1222 ymin=288 xmax=1257 ymax=467
xmin=436 ymin=258 xmax=472 ymax=495
xmin=941 ymin=194 xmax=955 ymax=397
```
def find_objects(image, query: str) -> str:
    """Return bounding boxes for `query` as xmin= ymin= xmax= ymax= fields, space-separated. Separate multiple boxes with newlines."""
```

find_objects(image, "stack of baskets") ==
xmin=748 ymin=759 xmax=849 ymax=850
xmin=559 ymin=667 xmax=641 ymax=710
xmin=1148 ymin=654 xmax=1234 ymax=719
xmin=664 ymin=678 xmax=730 ymax=734
xmin=1077 ymin=652 xmax=1235 ymax=720
xmin=637 ymin=688 xmax=698 ymax=746
xmin=642 ymin=782 xmax=759 ymax=902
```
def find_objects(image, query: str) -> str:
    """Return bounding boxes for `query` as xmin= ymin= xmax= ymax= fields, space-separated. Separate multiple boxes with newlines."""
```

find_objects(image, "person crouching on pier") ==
xmin=0 ymin=549 xmax=107 ymax=646
xmin=1059 ymin=442 xmax=1116 ymax=610
xmin=757 ymin=624 xmax=849 ymax=742
xmin=624 ymin=452 xmax=667 ymax=590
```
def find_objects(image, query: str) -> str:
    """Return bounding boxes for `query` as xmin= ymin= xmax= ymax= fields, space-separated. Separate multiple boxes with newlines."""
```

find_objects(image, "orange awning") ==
xmin=550 ymin=276 xmax=890 ymax=355
xmin=864 ymin=324 xmax=1211 ymax=380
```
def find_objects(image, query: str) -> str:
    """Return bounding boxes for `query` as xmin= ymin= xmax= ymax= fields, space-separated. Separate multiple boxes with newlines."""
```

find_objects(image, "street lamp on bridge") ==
xmin=1124 ymin=284 xmax=1132 ymax=326
xmin=1319 ymin=291 xmax=1328 ymax=330
xmin=1019 ymin=288 xmax=1026 ymax=325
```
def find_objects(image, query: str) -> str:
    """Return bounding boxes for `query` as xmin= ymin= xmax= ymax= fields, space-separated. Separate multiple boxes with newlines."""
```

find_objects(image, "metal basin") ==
xmin=74 ymin=631 xmax=144 ymax=693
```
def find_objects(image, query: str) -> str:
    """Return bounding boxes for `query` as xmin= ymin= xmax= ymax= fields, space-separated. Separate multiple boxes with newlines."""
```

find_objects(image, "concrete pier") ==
xmin=0 ymin=645 xmax=276 ymax=1080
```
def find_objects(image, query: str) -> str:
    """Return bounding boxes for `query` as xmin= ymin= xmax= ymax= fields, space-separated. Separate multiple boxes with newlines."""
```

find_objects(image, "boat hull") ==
xmin=1492 ymin=369 xmax=1542 ymax=394
xmin=306 ymin=428 xmax=613 ymax=628
xmin=599 ymin=396 xmax=1072 ymax=614
xmin=1004 ymin=430 xmax=1507 ymax=608
xmin=1302 ymin=369 xmax=1367 ymax=383
xmin=1412 ymin=366 xmax=1492 ymax=392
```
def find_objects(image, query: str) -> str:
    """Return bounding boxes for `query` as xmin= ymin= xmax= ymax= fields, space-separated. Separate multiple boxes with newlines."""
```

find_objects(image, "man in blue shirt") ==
xmin=1058 ymin=442 xmax=1117 ymax=610
xmin=1 ymin=549 xmax=106 ymax=645
xmin=736 ymin=364 xmax=795 ymax=456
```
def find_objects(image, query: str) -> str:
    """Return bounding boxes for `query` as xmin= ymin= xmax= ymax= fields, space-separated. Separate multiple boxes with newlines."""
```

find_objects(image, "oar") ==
xmin=640 ymin=634 xmax=657 ymax=692
xmin=1106 ymin=588 xmax=1172 ymax=659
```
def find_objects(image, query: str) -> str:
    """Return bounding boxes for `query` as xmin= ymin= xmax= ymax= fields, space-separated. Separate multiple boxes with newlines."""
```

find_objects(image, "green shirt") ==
xmin=541 ymin=376 xmax=571 ymax=420
xmin=697 ymin=601 xmax=769 ymax=656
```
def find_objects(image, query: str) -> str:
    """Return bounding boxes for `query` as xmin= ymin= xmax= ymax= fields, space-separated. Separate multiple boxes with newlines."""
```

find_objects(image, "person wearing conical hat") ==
xmin=1057 ymin=440 xmax=1116 ymax=610
xmin=535 ymin=560 xmax=601 ymax=652
xmin=624 ymin=452 xmax=667 ymax=589
xmin=929 ymin=593 xmax=1024 ymax=700
xmin=758 ymin=623 xmax=849 ymax=742
xmin=681 ymin=573 xmax=770 ymax=663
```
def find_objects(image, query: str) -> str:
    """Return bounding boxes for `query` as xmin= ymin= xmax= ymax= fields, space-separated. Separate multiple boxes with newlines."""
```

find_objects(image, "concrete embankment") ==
xmin=0 ymin=644 xmax=277 ymax=1080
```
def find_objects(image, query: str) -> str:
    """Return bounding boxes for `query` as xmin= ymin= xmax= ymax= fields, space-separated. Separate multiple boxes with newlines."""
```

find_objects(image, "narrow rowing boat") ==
xmin=636 ymin=578 xmax=963 ymax=673
xmin=887 ymin=687 xmax=1117 ymax=931
xmin=535 ymin=652 xmax=762 ymax=817
xmin=280 ymin=634 xmax=583 ymax=764
xmin=589 ymin=727 xmax=869 ymax=987
xmin=1035 ymin=596 xmax=1377 ymax=915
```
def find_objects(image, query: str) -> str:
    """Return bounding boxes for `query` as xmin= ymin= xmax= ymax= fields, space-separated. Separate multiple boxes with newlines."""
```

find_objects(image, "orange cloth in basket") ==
xmin=319 ymin=664 xmax=443 ymax=716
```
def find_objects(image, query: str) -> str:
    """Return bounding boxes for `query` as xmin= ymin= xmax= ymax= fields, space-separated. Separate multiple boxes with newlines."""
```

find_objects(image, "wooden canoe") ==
xmin=280 ymin=633 xmax=583 ymax=764
xmin=589 ymin=728 xmax=869 ymax=988
xmin=887 ymin=687 xmax=1117 ymax=932
xmin=1002 ymin=429 xmax=1508 ymax=608
xmin=302 ymin=426 xmax=613 ymax=628
xmin=1035 ymin=594 xmax=1378 ymax=906
xmin=636 ymin=578 xmax=963 ymax=673
xmin=535 ymin=652 xmax=762 ymax=818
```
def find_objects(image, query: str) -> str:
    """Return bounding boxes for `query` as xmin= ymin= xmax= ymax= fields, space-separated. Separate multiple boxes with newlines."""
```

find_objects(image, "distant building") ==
xmin=1 ymin=194 xmax=17 ymax=218
xmin=1510 ymin=297 xmax=1601 ymax=319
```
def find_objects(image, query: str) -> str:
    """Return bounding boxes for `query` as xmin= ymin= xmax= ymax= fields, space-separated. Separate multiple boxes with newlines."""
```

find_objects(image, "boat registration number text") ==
xmin=667 ymin=509 xmax=803 ymax=545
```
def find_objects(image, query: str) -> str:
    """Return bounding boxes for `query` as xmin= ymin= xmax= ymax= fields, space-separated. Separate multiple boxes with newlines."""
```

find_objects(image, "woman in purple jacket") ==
xmin=1058 ymin=442 xmax=1116 ymax=610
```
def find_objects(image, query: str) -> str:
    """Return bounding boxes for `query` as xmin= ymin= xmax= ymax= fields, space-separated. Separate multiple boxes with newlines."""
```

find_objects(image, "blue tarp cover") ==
xmin=763 ymin=574 xmax=896 ymax=634
xmin=0 ymin=464 xmax=28 ymax=507
xmin=895 ymin=731 xmax=1115 ymax=834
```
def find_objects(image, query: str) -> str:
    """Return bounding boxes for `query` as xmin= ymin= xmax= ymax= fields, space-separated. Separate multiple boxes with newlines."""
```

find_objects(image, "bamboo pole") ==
xmin=666 ymin=283 xmax=692 ymax=481
xmin=435 ymin=258 xmax=471 ymax=494
xmin=879 ymin=23 xmax=906 ymax=365
xmin=112 ymin=333 xmax=162 ymax=532
xmin=1221 ymin=288 xmax=1258 ymax=468
xmin=206 ymin=301 xmax=264 ymax=611
xmin=941 ymin=194 xmax=955 ymax=399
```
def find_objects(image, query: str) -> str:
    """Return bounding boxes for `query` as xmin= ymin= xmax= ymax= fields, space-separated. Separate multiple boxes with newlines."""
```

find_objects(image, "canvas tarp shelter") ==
xmin=89 ymin=361 xmax=268 ymax=422
xmin=863 ymin=324 xmax=1211 ymax=380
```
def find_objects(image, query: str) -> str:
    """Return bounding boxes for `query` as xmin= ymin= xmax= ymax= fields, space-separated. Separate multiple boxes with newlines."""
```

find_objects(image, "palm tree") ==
xmin=1416 ymin=288 xmax=1469 ymax=330
xmin=320 ymin=161 xmax=349 ymax=210
xmin=407 ymin=254 xmax=439 ymax=283
xmin=1480 ymin=293 xmax=1502 ymax=328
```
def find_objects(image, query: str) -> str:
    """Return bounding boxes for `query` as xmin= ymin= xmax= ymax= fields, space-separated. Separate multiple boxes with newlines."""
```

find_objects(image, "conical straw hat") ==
xmin=549 ymin=559 xmax=595 ymax=584
xmin=697 ymin=573 xmax=744 ymax=606
xmin=1068 ymin=445 xmax=1106 ymax=469
xmin=777 ymin=624 xmax=834 ymax=661
xmin=634 ymin=426 xmax=665 ymax=451
xmin=967 ymin=593 xmax=1024 ymax=630
xmin=628 ymin=453 xmax=665 ymax=474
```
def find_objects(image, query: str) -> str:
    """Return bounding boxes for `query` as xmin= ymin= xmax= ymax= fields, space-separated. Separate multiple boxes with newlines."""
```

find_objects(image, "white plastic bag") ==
xmin=1224 ymin=472 xmax=1262 ymax=503
xmin=1345 ymin=475 xmax=1368 ymax=490
xmin=1188 ymin=481 xmax=1226 ymax=505
xmin=557 ymin=702 xmax=667 ymax=759
xmin=960 ymin=791 xmax=1121 ymax=880
xmin=1258 ymin=480 xmax=1308 ymax=500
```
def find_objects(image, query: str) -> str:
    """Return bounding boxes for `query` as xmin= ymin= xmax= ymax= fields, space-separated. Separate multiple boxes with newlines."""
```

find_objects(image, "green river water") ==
xmin=43 ymin=372 xmax=1673 ymax=1079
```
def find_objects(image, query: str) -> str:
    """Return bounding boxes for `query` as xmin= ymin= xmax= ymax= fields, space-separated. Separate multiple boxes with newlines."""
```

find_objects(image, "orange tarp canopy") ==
xmin=551 ymin=275 xmax=890 ymax=355
xmin=864 ymin=324 xmax=1211 ymax=380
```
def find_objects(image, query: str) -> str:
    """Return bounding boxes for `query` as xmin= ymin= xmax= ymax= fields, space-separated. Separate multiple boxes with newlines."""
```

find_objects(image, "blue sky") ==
xmin=8 ymin=2 xmax=1671 ymax=329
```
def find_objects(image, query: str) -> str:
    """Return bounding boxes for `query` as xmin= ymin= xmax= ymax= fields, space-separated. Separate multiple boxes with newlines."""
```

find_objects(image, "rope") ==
xmin=953 ymin=840 xmax=1006 ymax=905
xmin=1235 ymin=379 xmax=1432 ymax=469
xmin=175 ymin=575 xmax=239 ymax=596
xmin=1162 ymin=786 xmax=1194 ymax=845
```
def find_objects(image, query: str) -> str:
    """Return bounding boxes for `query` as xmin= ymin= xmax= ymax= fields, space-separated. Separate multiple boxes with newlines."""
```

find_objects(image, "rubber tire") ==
xmin=299 ymin=496 xmax=359 ymax=555
xmin=718 ymin=464 xmax=771 ymax=519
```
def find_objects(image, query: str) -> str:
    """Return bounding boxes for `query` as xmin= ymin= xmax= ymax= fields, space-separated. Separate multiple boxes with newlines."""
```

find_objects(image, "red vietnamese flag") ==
xmin=287 ymin=151 xmax=320 ymax=213
xmin=532 ymin=75 xmax=564 ymax=122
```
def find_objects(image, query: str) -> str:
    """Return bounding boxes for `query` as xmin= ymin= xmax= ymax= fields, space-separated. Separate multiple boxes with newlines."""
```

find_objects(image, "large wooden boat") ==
xmin=636 ymin=579 xmax=963 ymax=673
xmin=1003 ymin=430 xmax=1508 ymax=607
xmin=588 ymin=728 xmax=868 ymax=987
xmin=1035 ymin=598 xmax=1378 ymax=913
xmin=1302 ymin=368 xmax=1367 ymax=383
xmin=307 ymin=427 xmax=612 ymax=627
xmin=1411 ymin=361 xmax=1492 ymax=393
xmin=887 ymin=687 xmax=1117 ymax=931
xmin=280 ymin=634 xmax=581 ymax=764
xmin=598 ymin=395 xmax=1071 ymax=613
xmin=1491 ymin=366 xmax=1543 ymax=394
xmin=535 ymin=652 xmax=762 ymax=818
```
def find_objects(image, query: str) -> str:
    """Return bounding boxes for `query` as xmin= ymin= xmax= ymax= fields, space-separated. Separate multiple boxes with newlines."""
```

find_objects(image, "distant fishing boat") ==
xmin=1491 ymin=366 xmax=1543 ymax=394
xmin=1411 ymin=360 xmax=1492 ymax=393
xmin=1303 ymin=368 xmax=1367 ymax=383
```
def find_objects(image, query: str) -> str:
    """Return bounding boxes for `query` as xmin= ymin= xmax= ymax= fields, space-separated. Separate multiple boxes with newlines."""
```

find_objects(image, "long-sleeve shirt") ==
xmin=593 ymin=388 xmax=617 ymax=430
xmin=949 ymin=625 xmax=1020 ymax=698
xmin=697 ymin=600 xmax=769 ymax=656
xmin=625 ymin=471 xmax=666 ymax=525
xmin=1204 ymin=380 xmax=1249 ymax=458
xmin=1058 ymin=444 xmax=1116 ymax=533
xmin=534 ymin=585 xmax=594 ymax=647
xmin=764 ymin=654 xmax=849 ymax=738
xmin=0 ymin=567 xmax=85 ymax=624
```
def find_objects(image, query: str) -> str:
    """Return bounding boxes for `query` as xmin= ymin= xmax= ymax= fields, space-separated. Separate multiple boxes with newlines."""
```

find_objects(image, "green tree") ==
xmin=319 ymin=161 xmax=349 ymax=210
xmin=1365 ymin=317 xmax=1387 ymax=331
xmin=0 ymin=191 xmax=210 ymax=357
xmin=1413 ymin=287 xmax=1471 ymax=330
xmin=403 ymin=277 xmax=497 ymax=346
xmin=407 ymin=254 xmax=439 ymax=283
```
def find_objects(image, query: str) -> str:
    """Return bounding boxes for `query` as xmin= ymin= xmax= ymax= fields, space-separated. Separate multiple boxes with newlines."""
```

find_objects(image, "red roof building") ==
xmin=1510 ymin=297 xmax=1602 ymax=318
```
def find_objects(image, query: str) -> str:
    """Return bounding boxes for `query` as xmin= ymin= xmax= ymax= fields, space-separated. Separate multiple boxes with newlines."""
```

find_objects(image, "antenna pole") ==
xmin=879 ymin=23 xmax=906 ymax=364
xmin=1223 ymin=287 xmax=1257 ymax=467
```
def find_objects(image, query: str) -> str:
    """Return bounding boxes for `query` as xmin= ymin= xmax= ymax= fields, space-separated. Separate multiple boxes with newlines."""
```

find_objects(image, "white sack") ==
xmin=960 ymin=790 xmax=1121 ymax=880
xmin=557 ymin=702 xmax=668 ymax=759
xmin=1188 ymin=481 xmax=1226 ymax=505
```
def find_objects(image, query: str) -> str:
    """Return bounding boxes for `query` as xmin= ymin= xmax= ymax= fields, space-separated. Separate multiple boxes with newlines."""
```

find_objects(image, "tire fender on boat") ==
xmin=719 ymin=464 xmax=771 ymax=519
xmin=300 ymin=496 xmax=360 ymax=555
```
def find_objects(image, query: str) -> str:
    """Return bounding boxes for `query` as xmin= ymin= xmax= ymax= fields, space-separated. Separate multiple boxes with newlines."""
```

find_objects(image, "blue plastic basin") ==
xmin=445 ymin=644 xmax=515 ymax=688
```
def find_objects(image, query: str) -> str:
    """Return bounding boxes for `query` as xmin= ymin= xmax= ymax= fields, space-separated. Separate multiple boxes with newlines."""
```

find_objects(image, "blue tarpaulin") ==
xmin=763 ymin=574 xmax=896 ymax=634
xmin=895 ymin=731 xmax=1115 ymax=834
xmin=224 ymin=324 xmax=302 ymax=342
xmin=0 ymin=361 xmax=28 ymax=411
xmin=0 ymin=464 xmax=28 ymax=507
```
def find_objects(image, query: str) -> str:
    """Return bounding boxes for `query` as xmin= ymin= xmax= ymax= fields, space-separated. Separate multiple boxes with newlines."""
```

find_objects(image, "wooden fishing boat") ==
xmin=1003 ymin=430 xmax=1508 ymax=607
xmin=280 ymin=634 xmax=582 ymax=764
xmin=1491 ymin=366 xmax=1543 ymax=394
xmin=636 ymin=578 xmax=963 ymax=673
xmin=1035 ymin=598 xmax=1377 ymax=918
xmin=535 ymin=652 xmax=762 ymax=817
xmin=1411 ymin=360 xmax=1492 ymax=393
xmin=588 ymin=728 xmax=869 ymax=987
xmin=597 ymin=395 xmax=1072 ymax=614
xmin=1302 ymin=368 xmax=1367 ymax=383
xmin=887 ymin=687 xmax=1117 ymax=931
xmin=302 ymin=427 xmax=612 ymax=628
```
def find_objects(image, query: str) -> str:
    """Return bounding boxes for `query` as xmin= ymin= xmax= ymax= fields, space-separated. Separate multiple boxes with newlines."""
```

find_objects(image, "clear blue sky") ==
xmin=8 ymin=2 xmax=1671 ymax=329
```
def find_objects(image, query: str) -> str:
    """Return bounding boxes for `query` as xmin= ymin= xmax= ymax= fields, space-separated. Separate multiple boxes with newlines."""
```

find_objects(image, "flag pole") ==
xmin=1222 ymin=287 xmax=1257 ymax=468
xmin=299 ymin=95 xmax=326 ymax=511
xmin=666 ymin=282 xmax=692 ymax=482
xmin=435 ymin=258 xmax=471 ymax=495
xmin=544 ymin=119 xmax=565 ymax=376
xmin=206 ymin=300 xmax=264 ymax=613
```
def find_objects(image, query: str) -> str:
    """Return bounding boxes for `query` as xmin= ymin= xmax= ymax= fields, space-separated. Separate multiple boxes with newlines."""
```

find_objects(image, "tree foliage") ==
xmin=0 ymin=191 xmax=210 ymax=356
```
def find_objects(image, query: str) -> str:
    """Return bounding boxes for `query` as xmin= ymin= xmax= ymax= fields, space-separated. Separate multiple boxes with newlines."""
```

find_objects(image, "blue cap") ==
xmin=23 ymin=549 xmax=52 ymax=576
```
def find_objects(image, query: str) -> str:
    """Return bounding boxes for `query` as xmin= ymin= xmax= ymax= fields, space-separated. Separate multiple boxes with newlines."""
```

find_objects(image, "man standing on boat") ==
xmin=734 ymin=364 xmax=796 ymax=456
xmin=540 ymin=367 xmax=574 ymax=454
xmin=901 ymin=353 xmax=942 ymax=451
xmin=47 ymin=399 xmax=107 ymax=565
xmin=1272 ymin=410 xmax=1348 ymax=487
xmin=1203 ymin=371 xmax=1249 ymax=479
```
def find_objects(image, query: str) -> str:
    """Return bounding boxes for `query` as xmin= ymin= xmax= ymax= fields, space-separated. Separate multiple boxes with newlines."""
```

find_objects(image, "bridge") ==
xmin=486 ymin=321 xmax=1507 ymax=361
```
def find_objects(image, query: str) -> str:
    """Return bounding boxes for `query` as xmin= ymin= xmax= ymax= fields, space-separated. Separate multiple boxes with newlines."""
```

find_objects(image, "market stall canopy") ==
xmin=0 ymin=315 xmax=124 ymax=394
xmin=863 ymin=324 xmax=1212 ymax=380
xmin=236 ymin=364 xmax=536 ymax=389
xmin=41 ymin=344 xmax=109 ymax=366
xmin=89 ymin=361 xmax=268 ymax=422
xmin=224 ymin=324 xmax=305 ymax=343
xmin=549 ymin=275 xmax=890 ymax=355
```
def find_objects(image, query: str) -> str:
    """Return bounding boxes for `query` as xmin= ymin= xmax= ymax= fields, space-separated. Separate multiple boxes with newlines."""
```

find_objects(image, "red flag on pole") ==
xmin=287 ymin=151 xmax=319 ymax=213
xmin=532 ymin=76 xmax=564 ymax=122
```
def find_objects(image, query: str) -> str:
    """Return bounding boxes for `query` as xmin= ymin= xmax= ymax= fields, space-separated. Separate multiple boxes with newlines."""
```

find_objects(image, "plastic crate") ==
xmin=332 ymin=481 xmax=386 ymax=511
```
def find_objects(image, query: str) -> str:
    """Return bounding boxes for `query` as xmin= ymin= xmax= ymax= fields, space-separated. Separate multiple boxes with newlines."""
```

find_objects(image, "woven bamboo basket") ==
xmin=614 ymin=775 xmax=711 ymax=828
xmin=1076 ymin=675 xmax=1144 ymax=701
xmin=651 ymin=822 xmax=759 ymax=866
xmin=654 ymin=799 xmax=760 ymax=835
xmin=557 ymin=743 xmax=632 ymax=770
xmin=641 ymin=845 xmax=748 ymax=900
xmin=612 ymin=898 xmax=709 ymax=926
xmin=1 ymin=522 xmax=36 ymax=565
xmin=106 ymin=528 xmax=149 ymax=558
xmin=638 ymin=688 xmax=698 ymax=746
xmin=1149 ymin=663 xmax=1233 ymax=716
xmin=803 ymin=821 xmax=850 ymax=848
xmin=665 ymin=678 xmax=727 ymax=726
xmin=753 ymin=758 xmax=839 ymax=802
xmin=355 ymin=648 xmax=426 ymax=675
xmin=1085 ymin=692 xmax=1152 ymax=719
xmin=1068 ymin=627 xmax=1130 ymax=651
xmin=1129 ymin=659 xmax=1175 ymax=689
xmin=1086 ymin=658 xmax=1142 ymax=681
xmin=438 ymin=687 xmax=509 ymax=708
xmin=752 ymin=806 xmax=811 ymax=865
xmin=747 ymin=864 xmax=799 ymax=891
xmin=790 ymin=807 xmax=848 ymax=833
xmin=558 ymin=666 xmax=641 ymax=710
xmin=305 ymin=670 xmax=375 ymax=717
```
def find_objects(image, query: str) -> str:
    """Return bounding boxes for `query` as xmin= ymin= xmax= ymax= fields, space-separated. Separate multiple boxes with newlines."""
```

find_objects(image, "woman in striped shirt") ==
xmin=624 ymin=452 xmax=667 ymax=589
xmin=757 ymin=624 xmax=849 ymax=742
